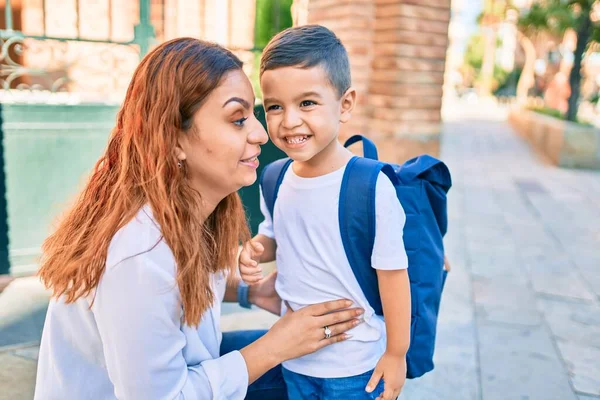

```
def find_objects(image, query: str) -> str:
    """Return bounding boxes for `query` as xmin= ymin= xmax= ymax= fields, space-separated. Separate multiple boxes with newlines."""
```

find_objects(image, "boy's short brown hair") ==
xmin=260 ymin=25 xmax=351 ymax=98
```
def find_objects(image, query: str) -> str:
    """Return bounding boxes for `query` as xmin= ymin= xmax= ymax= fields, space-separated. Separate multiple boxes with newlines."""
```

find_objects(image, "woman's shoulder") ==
xmin=93 ymin=206 xmax=180 ymax=315
xmin=105 ymin=205 xmax=176 ymax=279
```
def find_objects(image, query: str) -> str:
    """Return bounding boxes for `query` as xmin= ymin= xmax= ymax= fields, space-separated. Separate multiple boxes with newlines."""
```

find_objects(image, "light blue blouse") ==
xmin=35 ymin=206 xmax=249 ymax=399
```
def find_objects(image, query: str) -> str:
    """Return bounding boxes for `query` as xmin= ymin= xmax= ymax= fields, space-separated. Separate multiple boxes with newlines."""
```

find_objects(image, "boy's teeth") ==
xmin=243 ymin=156 xmax=257 ymax=162
xmin=287 ymin=136 xmax=308 ymax=144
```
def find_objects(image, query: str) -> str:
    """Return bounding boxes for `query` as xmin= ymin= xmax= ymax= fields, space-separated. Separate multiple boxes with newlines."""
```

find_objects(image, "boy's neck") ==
xmin=292 ymin=139 xmax=353 ymax=178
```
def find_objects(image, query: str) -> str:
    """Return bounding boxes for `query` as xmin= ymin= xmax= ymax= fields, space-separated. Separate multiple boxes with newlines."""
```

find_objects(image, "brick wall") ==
xmin=296 ymin=0 xmax=451 ymax=163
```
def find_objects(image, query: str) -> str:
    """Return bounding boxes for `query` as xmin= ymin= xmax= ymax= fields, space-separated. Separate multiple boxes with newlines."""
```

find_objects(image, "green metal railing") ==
xmin=0 ymin=104 xmax=9 ymax=275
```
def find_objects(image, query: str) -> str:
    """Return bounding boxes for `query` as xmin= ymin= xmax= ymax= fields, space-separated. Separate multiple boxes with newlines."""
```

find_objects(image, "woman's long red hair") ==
xmin=38 ymin=38 xmax=250 ymax=326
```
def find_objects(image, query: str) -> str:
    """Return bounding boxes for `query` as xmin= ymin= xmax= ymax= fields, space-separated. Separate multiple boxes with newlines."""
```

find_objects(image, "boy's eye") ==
xmin=233 ymin=117 xmax=248 ymax=127
xmin=300 ymin=100 xmax=316 ymax=107
xmin=266 ymin=105 xmax=282 ymax=112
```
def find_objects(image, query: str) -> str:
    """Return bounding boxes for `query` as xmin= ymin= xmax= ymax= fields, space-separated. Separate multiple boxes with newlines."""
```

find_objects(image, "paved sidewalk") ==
xmin=1 ymin=104 xmax=599 ymax=399
xmin=406 ymin=103 xmax=600 ymax=400
xmin=0 ymin=277 xmax=48 ymax=400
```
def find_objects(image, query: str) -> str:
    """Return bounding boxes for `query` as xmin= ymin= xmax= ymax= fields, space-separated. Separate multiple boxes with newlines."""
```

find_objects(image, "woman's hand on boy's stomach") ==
xmin=284 ymin=299 xmax=382 ymax=342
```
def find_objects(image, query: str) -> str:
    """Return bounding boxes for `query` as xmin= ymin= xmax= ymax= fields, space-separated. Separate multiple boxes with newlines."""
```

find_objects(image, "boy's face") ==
xmin=261 ymin=65 xmax=354 ymax=163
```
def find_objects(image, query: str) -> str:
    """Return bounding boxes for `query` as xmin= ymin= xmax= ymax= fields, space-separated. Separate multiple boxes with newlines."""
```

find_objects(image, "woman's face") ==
xmin=177 ymin=69 xmax=268 ymax=202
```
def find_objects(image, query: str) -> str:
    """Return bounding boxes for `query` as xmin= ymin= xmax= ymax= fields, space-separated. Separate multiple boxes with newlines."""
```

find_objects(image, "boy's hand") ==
xmin=239 ymin=240 xmax=264 ymax=284
xmin=366 ymin=352 xmax=406 ymax=400
xmin=444 ymin=255 xmax=451 ymax=272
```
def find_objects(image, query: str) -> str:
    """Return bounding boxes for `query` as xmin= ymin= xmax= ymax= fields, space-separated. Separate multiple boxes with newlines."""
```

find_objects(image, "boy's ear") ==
xmin=339 ymin=87 xmax=356 ymax=124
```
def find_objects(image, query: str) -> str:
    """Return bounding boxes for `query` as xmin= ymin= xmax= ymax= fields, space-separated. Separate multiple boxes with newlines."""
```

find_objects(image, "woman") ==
xmin=34 ymin=38 xmax=362 ymax=400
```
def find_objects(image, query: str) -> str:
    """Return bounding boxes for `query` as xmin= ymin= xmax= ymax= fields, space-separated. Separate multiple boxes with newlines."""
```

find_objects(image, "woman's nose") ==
xmin=249 ymin=119 xmax=269 ymax=145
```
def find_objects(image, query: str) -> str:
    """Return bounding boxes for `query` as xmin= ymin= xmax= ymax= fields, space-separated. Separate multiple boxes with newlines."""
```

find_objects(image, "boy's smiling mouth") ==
xmin=285 ymin=135 xmax=311 ymax=146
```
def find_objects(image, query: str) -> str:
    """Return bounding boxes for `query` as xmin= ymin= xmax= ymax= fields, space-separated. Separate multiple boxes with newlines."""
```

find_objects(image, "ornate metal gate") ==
xmin=0 ymin=0 xmax=156 ymax=275
xmin=0 ymin=0 xmax=291 ymax=275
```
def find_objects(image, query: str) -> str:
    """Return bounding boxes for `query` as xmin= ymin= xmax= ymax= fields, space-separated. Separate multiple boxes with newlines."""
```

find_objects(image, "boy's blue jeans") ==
xmin=282 ymin=367 xmax=386 ymax=399
xmin=220 ymin=330 xmax=287 ymax=400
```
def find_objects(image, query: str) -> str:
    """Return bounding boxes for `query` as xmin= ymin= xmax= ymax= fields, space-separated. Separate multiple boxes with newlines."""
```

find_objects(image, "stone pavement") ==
xmin=1 ymin=103 xmax=599 ymax=399
xmin=410 ymin=102 xmax=600 ymax=400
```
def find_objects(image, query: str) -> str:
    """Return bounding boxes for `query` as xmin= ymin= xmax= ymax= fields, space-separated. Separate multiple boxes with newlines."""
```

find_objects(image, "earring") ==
xmin=177 ymin=161 xmax=182 ymax=168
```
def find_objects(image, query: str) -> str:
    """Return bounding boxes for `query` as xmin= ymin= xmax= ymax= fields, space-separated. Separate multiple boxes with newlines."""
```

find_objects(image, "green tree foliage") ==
xmin=254 ymin=0 xmax=294 ymax=49
xmin=464 ymin=34 xmax=510 ymax=92
xmin=465 ymin=33 xmax=486 ymax=71
xmin=475 ymin=0 xmax=518 ymax=95
xmin=518 ymin=0 xmax=599 ymax=121
xmin=252 ymin=0 xmax=294 ymax=99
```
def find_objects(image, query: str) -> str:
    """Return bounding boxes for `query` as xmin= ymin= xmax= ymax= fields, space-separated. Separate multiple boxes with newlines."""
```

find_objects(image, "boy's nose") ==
xmin=282 ymin=109 xmax=302 ymax=130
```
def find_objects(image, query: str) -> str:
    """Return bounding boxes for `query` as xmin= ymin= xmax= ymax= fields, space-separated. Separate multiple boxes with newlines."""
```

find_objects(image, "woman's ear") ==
xmin=339 ymin=87 xmax=356 ymax=124
xmin=176 ymin=131 xmax=188 ymax=162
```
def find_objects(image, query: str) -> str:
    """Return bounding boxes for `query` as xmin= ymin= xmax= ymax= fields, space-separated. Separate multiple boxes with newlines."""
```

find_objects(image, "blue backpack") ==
xmin=260 ymin=134 xmax=452 ymax=379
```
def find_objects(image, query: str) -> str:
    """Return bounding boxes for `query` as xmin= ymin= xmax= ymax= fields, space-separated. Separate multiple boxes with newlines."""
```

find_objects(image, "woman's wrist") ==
xmin=239 ymin=332 xmax=282 ymax=383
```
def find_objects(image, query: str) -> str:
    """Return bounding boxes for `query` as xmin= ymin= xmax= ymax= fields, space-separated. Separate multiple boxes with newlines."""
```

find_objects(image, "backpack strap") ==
xmin=339 ymin=156 xmax=398 ymax=316
xmin=343 ymin=135 xmax=379 ymax=160
xmin=259 ymin=158 xmax=293 ymax=219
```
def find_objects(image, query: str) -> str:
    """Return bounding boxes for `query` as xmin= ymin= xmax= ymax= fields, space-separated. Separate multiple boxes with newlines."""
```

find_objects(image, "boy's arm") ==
xmin=239 ymin=185 xmax=277 ymax=283
xmin=364 ymin=269 xmax=410 ymax=399
xmin=365 ymin=174 xmax=410 ymax=399
xmin=255 ymin=185 xmax=277 ymax=263
xmin=377 ymin=269 xmax=411 ymax=356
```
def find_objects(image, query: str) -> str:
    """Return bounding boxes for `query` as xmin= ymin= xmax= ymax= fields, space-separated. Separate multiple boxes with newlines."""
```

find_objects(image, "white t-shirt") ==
xmin=258 ymin=161 xmax=409 ymax=378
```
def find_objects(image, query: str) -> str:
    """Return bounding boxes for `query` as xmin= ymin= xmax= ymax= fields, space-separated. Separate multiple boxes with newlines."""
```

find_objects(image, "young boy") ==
xmin=239 ymin=25 xmax=411 ymax=400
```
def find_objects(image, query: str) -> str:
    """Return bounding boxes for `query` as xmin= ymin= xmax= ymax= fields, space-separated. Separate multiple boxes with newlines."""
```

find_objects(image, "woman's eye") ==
xmin=300 ymin=100 xmax=316 ymax=107
xmin=266 ymin=105 xmax=282 ymax=111
xmin=233 ymin=117 xmax=248 ymax=127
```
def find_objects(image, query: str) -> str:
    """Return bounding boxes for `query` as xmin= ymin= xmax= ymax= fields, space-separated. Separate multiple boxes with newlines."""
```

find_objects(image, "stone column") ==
xmin=368 ymin=0 xmax=450 ymax=163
